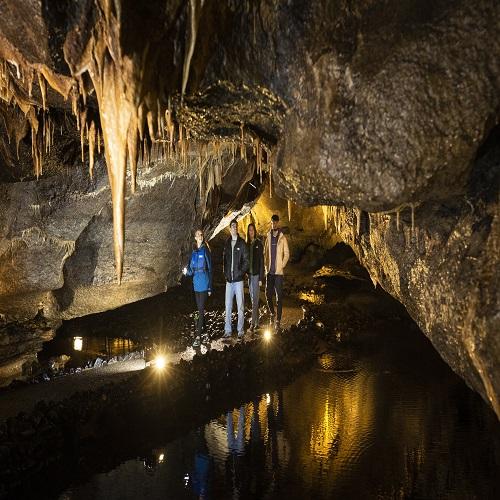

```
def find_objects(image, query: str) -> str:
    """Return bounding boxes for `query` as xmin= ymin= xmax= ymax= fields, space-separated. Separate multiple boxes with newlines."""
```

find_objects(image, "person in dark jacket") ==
xmin=183 ymin=229 xmax=212 ymax=347
xmin=246 ymin=223 xmax=264 ymax=333
xmin=223 ymin=219 xmax=249 ymax=339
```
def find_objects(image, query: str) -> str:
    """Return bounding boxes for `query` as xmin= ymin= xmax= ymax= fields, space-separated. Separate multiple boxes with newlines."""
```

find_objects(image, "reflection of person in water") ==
xmin=192 ymin=428 xmax=213 ymax=499
xmin=226 ymin=407 xmax=246 ymax=497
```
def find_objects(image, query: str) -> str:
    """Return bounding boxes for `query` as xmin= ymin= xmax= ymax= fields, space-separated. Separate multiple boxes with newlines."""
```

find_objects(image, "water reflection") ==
xmin=60 ymin=344 xmax=500 ymax=500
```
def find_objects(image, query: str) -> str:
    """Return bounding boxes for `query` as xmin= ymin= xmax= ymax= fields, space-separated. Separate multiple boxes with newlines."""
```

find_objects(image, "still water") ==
xmin=59 ymin=324 xmax=500 ymax=500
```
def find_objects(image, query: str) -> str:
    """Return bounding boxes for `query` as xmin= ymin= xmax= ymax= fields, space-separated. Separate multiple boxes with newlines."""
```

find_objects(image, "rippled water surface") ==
xmin=59 ymin=322 xmax=500 ymax=500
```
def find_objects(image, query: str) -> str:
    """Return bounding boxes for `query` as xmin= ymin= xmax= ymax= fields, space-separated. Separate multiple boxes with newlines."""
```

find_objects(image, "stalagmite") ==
xmin=356 ymin=208 xmax=361 ymax=236
xmin=288 ymin=200 xmax=292 ymax=221
xmin=396 ymin=209 xmax=400 ymax=231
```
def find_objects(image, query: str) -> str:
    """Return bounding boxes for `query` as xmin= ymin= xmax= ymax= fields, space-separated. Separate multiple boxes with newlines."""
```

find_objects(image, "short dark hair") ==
xmin=230 ymin=218 xmax=238 ymax=228
xmin=271 ymin=214 xmax=280 ymax=222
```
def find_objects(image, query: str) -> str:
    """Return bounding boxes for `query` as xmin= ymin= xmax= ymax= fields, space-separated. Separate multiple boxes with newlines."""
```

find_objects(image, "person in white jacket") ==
xmin=263 ymin=214 xmax=290 ymax=331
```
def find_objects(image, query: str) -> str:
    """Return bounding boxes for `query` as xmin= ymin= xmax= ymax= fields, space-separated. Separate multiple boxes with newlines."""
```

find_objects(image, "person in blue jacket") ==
xmin=183 ymin=229 xmax=212 ymax=347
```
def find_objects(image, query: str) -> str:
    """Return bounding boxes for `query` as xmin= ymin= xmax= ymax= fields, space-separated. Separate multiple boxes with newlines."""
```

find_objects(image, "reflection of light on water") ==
xmin=310 ymin=397 xmax=339 ymax=459
xmin=319 ymin=354 xmax=335 ymax=370
xmin=73 ymin=336 xmax=83 ymax=351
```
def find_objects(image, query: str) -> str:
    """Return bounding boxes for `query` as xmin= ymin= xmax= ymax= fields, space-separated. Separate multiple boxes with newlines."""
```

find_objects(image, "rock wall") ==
xmin=323 ymin=135 xmax=499 ymax=415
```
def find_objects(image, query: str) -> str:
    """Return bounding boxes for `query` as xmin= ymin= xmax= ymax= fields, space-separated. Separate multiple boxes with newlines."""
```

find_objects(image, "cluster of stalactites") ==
xmin=0 ymin=57 xmax=101 ymax=180
xmin=321 ymin=204 xmax=418 ymax=242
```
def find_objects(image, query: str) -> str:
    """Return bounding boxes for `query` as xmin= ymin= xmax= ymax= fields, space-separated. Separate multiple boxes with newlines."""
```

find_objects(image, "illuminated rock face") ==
xmin=0 ymin=0 xmax=498 ymax=414
xmin=0 ymin=158 xmax=198 ymax=320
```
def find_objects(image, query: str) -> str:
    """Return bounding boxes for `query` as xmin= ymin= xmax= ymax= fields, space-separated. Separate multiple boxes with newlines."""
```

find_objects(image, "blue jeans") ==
xmin=225 ymin=281 xmax=245 ymax=335
xmin=248 ymin=274 xmax=261 ymax=328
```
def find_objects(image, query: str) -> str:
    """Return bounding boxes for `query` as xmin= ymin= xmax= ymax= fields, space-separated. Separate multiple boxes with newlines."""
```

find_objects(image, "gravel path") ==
xmin=0 ymin=303 xmax=303 ymax=423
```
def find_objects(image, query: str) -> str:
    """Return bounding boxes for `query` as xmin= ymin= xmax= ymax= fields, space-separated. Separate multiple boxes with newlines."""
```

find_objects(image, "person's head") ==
xmin=194 ymin=229 xmax=205 ymax=248
xmin=229 ymin=219 xmax=238 ymax=238
xmin=271 ymin=214 xmax=280 ymax=231
xmin=247 ymin=223 xmax=257 ymax=242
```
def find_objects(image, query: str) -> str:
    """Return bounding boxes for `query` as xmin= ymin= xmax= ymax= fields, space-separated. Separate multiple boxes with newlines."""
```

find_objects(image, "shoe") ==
xmin=247 ymin=325 xmax=255 ymax=335
xmin=222 ymin=332 xmax=232 ymax=342
xmin=201 ymin=334 xmax=210 ymax=344
xmin=237 ymin=332 xmax=245 ymax=340
xmin=193 ymin=336 xmax=201 ymax=347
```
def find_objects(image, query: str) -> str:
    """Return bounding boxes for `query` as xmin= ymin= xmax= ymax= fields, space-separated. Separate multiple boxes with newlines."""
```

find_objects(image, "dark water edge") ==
xmin=45 ymin=316 xmax=500 ymax=499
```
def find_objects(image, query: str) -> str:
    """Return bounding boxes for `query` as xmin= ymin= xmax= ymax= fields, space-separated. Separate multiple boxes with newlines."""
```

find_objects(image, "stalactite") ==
xmin=88 ymin=120 xmax=96 ymax=179
xmin=80 ymin=108 xmax=87 ymax=163
xmin=27 ymin=69 xmax=33 ymax=97
xmin=165 ymin=108 xmax=175 ymax=157
xmin=137 ymin=103 xmax=145 ymax=142
xmin=411 ymin=203 xmax=415 ymax=235
xmin=37 ymin=72 xmax=47 ymax=110
xmin=146 ymin=110 xmax=155 ymax=140
xmin=269 ymin=151 xmax=272 ymax=197
xmin=181 ymin=0 xmax=203 ymax=101
xmin=322 ymin=206 xmax=328 ymax=231
xmin=240 ymin=123 xmax=245 ymax=159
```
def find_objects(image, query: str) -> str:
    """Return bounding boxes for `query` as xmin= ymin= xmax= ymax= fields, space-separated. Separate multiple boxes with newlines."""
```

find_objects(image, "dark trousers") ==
xmin=266 ymin=273 xmax=283 ymax=321
xmin=195 ymin=291 xmax=208 ymax=335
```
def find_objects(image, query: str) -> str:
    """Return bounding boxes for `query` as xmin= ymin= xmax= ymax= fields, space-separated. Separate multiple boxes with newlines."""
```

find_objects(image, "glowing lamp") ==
xmin=263 ymin=329 xmax=272 ymax=342
xmin=73 ymin=336 xmax=83 ymax=351
xmin=154 ymin=354 xmax=167 ymax=370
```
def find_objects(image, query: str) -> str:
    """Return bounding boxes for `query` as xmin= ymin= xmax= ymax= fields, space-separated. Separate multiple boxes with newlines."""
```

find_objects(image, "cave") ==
xmin=0 ymin=1 xmax=499 ymax=498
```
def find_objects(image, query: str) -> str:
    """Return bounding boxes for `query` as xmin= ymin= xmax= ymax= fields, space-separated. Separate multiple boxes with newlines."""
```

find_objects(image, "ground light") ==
xmin=153 ymin=353 xmax=167 ymax=371
xmin=263 ymin=329 xmax=272 ymax=342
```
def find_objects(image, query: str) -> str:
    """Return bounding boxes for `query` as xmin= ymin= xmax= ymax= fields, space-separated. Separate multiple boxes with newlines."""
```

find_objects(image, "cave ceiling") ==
xmin=0 ymin=0 xmax=499 ymax=280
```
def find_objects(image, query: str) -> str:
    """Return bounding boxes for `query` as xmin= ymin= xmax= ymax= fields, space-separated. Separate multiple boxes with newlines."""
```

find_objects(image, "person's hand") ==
xmin=182 ymin=266 xmax=187 ymax=275
xmin=208 ymin=291 xmax=212 ymax=296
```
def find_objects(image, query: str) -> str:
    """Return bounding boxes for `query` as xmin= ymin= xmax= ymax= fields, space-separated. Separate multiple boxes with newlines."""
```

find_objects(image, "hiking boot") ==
xmin=222 ymin=332 xmax=232 ymax=342
xmin=237 ymin=331 xmax=245 ymax=340
xmin=193 ymin=336 xmax=201 ymax=347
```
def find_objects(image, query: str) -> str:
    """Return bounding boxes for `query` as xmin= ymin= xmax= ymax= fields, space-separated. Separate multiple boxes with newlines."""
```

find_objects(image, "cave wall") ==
xmin=324 ymin=136 xmax=499 ymax=415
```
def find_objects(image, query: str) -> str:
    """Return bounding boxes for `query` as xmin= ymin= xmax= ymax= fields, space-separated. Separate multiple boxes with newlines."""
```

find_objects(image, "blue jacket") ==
xmin=186 ymin=244 xmax=212 ymax=292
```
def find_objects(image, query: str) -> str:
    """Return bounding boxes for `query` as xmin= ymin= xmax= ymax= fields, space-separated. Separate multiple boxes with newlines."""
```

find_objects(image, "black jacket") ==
xmin=248 ymin=238 xmax=265 ymax=281
xmin=223 ymin=236 xmax=249 ymax=283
